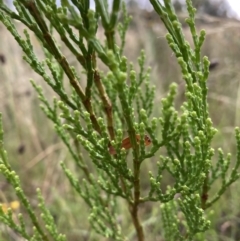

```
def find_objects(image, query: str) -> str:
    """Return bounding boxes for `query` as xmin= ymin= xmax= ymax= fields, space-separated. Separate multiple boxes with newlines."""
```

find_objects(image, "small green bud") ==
xmin=151 ymin=118 xmax=157 ymax=130
xmin=169 ymin=82 xmax=177 ymax=93
xmin=117 ymin=71 xmax=127 ymax=83
xmin=138 ymin=50 xmax=146 ymax=66
xmin=83 ymin=112 xmax=90 ymax=119
xmin=129 ymin=70 xmax=136 ymax=82
xmin=107 ymin=50 xmax=118 ymax=71
xmin=74 ymin=110 xmax=80 ymax=117
xmin=199 ymin=29 xmax=206 ymax=43
xmin=190 ymin=111 xmax=197 ymax=119
xmin=218 ymin=148 xmax=223 ymax=156
xmin=106 ymin=71 xmax=114 ymax=80
xmin=97 ymin=117 xmax=103 ymax=124
xmin=133 ymin=122 xmax=139 ymax=131
xmin=63 ymin=124 xmax=73 ymax=130
xmin=58 ymin=101 xmax=64 ymax=108
xmin=165 ymin=33 xmax=174 ymax=43
xmin=139 ymin=122 xmax=145 ymax=134
xmin=140 ymin=109 xmax=147 ymax=122
xmin=173 ymin=20 xmax=181 ymax=30
xmin=198 ymin=131 xmax=205 ymax=141
xmin=120 ymin=56 xmax=127 ymax=72
xmin=181 ymin=185 xmax=189 ymax=193
xmin=178 ymin=57 xmax=188 ymax=75
xmin=173 ymin=158 xmax=180 ymax=167
xmin=92 ymin=131 xmax=98 ymax=139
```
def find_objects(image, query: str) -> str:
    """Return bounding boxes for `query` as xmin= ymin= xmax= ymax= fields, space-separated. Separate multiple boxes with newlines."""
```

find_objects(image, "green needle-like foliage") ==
xmin=0 ymin=0 xmax=240 ymax=240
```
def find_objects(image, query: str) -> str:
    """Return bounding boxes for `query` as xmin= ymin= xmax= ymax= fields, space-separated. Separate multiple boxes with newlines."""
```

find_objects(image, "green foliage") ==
xmin=0 ymin=0 xmax=240 ymax=240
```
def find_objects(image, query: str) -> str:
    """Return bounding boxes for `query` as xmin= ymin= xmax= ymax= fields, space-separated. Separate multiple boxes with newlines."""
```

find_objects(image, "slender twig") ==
xmin=21 ymin=0 xmax=101 ymax=134
xmin=129 ymin=158 xmax=144 ymax=241
xmin=94 ymin=69 xmax=115 ymax=140
xmin=201 ymin=174 xmax=209 ymax=210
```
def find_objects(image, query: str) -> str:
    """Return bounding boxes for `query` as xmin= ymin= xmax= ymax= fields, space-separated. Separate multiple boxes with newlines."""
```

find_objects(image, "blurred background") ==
xmin=1 ymin=0 xmax=240 ymax=240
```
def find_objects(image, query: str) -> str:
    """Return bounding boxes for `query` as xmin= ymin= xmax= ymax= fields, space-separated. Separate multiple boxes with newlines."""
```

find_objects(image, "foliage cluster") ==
xmin=0 ymin=0 xmax=240 ymax=240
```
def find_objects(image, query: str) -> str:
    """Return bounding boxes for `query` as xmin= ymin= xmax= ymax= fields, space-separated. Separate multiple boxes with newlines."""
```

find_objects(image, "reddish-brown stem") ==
xmin=94 ymin=70 xmax=115 ymax=140
xmin=130 ymin=205 xmax=145 ymax=241
xmin=129 ymin=157 xmax=144 ymax=241
xmin=201 ymin=174 xmax=209 ymax=210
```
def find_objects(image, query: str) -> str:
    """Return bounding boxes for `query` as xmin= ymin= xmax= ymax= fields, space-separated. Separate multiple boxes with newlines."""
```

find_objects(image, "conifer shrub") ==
xmin=0 ymin=0 xmax=240 ymax=240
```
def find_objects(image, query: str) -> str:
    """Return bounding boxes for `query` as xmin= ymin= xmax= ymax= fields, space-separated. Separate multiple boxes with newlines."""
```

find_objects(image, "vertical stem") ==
xmin=105 ymin=29 xmax=116 ymax=53
xmin=201 ymin=174 xmax=209 ymax=210
xmin=129 ymin=158 xmax=144 ymax=241
xmin=93 ymin=69 xmax=115 ymax=140
xmin=130 ymin=208 xmax=144 ymax=241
